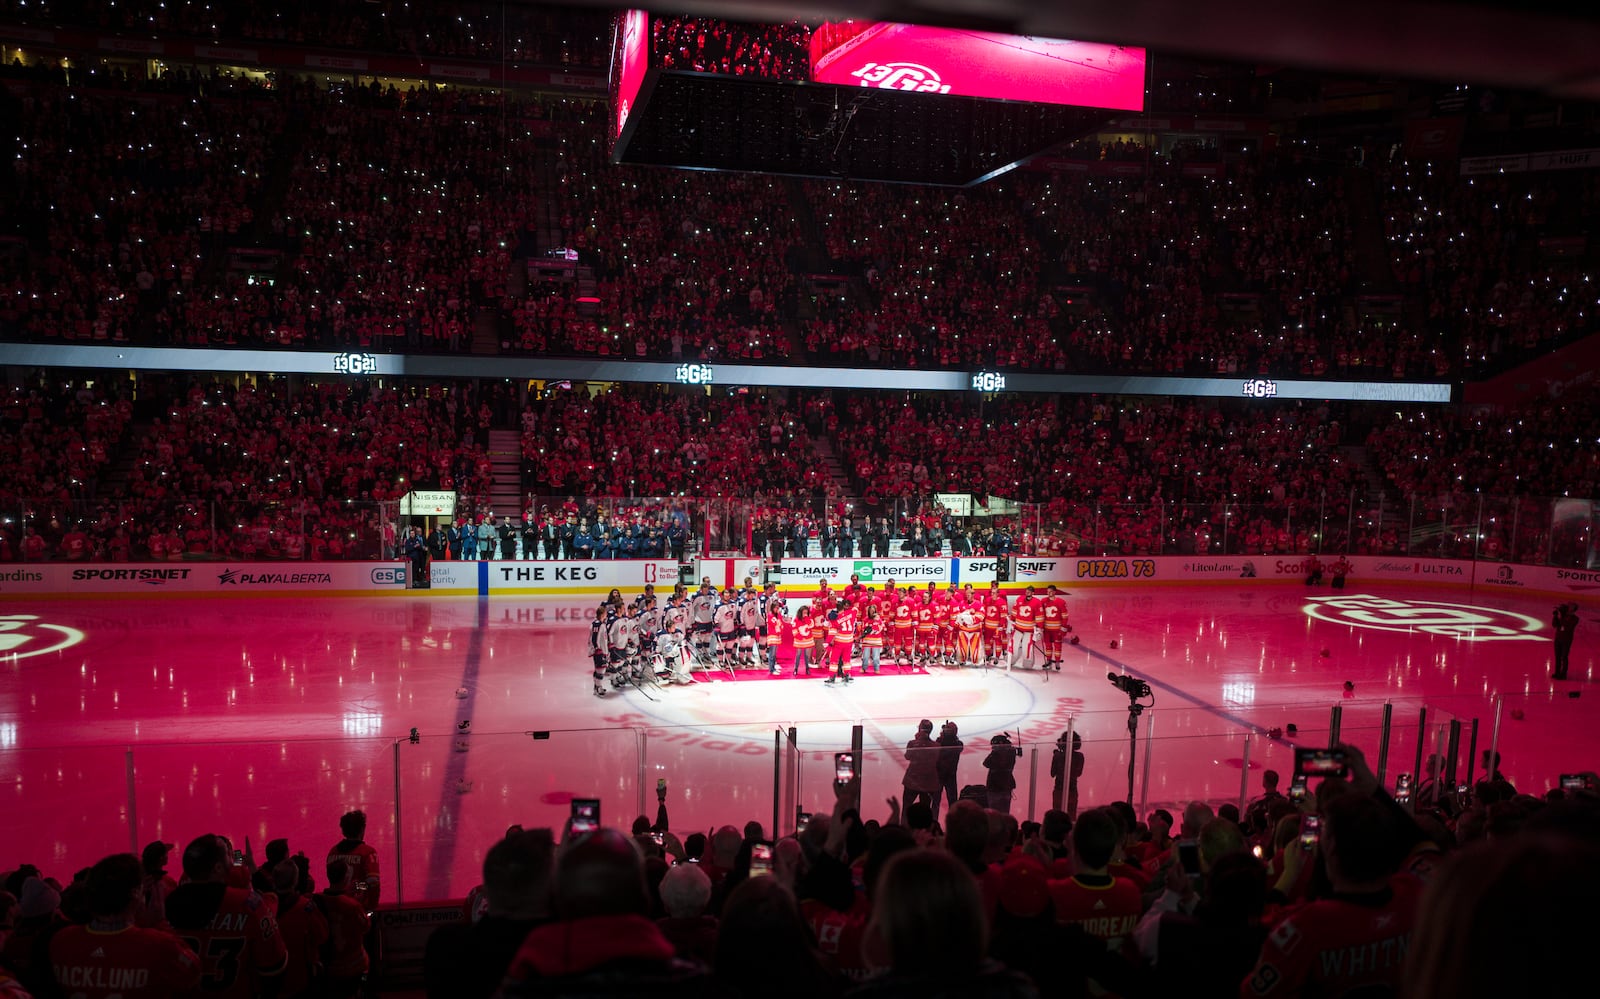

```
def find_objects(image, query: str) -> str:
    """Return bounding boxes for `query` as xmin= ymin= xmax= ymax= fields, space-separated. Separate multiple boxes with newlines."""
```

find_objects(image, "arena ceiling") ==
xmin=570 ymin=0 xmax=1600 ymax=99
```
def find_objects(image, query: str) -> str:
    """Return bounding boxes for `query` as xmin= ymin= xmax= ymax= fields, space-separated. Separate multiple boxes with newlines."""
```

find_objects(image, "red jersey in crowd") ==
xmin=273 ymin=892 xmax=331 ymax=996
xmin=48 ymin=922 xmax=201 ymax=999
xmin=1242 ymin=875 xmax=1423 ymax=999
xmin=1049 ymin=874 xmax=1141 ymax=952
xmin=163 ymin=883 xmax=288 ymax=999
xmin=317 ymin=891 xmax=372 ymax=981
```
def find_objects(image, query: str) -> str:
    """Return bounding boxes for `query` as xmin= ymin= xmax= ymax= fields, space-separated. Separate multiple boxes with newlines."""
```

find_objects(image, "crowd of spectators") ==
xmin=1 ymin=86 xmax=286 ymax=346
xmin=1361 ymin=388 xmax=1600 ymax=562
xmin=5 ymin=745 xmax=1595 ymax=999
xmin=1 ymin=812 xmax=380 ymax=999
xmin=6 ymin=59 xmax=1598 ymax=379
xmin=0 ymin=375 xmax=497 ymax=562
xmin=0 ymin=382 xmax=131 ymax=562
xmin=1377 ymin=159 xmax=1600 ymax=373
xmin=651 ymin=15 xmax=813 ymax=80
xmin=262 ymin=96 xmax=526 ymax=352
xmin=0 ymin=0 xmax=613 ymax=67
xmin=10 ymin=372 xmax=1600 ymax=564
xmin=511 ymin=117 xmax=798 ymax=361
xmin=518 ymin=385 xmax=828 ymax=501
xmin=802 ymin=180 xmax=1061 ymax=371
xmin=828 ymin=392 xmax=1356 ymax=557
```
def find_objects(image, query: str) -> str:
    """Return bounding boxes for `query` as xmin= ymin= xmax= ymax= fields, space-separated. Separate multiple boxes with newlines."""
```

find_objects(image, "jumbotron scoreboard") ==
xmin=610 ymin=12 xmax=1147 ymax=186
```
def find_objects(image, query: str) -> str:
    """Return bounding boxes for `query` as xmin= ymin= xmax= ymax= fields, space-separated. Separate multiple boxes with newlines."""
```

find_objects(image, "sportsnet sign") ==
xmin=1009 ymin=558 xmax=1158 ymax=584
xmin=9 ymin=562 xmax=421 ymax=595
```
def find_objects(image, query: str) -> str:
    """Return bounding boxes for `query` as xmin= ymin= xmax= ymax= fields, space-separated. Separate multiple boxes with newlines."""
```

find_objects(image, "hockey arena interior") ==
xmin=2 ymin=2 xmax=1599 ymax=997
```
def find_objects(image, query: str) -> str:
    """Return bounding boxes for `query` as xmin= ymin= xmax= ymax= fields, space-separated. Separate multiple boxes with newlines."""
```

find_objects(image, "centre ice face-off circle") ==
xmin=1302 ymin=595 xmax=1545 ymax=642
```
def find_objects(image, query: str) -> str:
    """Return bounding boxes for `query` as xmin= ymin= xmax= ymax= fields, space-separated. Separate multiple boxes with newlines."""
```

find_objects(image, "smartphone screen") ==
xmin=232 ymin=850 xmax=244 ymax=866
xmin=650 ymin=831 xmax=664 ymax=846
xmin=750 ymin=842 xmax=773 ymax=877
xmin=1560 ymin=774 xmax=1585 ymax=791
xmin=1295 ymin=747 xmax=1349 ymax=778
xmin=1300 ymin=814 xmax=1321 ymax=851
xmin=1288 ymin=775 xmax=1309 ymax=803
xmin=834 ymin=752 xmax=855 ymax=784
xmin=571 ymin=797 xmax=600 ymax=833
xmin=797 ymin=812 xmax=812 ymax=834
xmin=1395 ymin=773 xmax=1412 ymax=802
xmin=1177 ymin=840 xmax=1201 ymax=876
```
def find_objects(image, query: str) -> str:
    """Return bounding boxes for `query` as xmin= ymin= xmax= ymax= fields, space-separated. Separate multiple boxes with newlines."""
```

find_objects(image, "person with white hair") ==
xmin=656 ymin=864 xmax=717 ymax=965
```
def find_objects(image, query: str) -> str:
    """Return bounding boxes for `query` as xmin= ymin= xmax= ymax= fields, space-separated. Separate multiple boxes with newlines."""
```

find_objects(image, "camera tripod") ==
xmin=1108 ymin=672 xmax=1155 ymax=806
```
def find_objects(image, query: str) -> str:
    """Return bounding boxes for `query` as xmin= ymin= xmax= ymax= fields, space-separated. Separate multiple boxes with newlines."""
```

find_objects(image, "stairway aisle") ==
xmin=486 ymin=428 xmax=525 ymax=520
xmin=1343 ymin=165 xmax=1397 ymax=294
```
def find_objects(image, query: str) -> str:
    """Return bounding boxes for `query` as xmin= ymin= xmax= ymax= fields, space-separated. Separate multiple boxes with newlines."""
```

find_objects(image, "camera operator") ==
xmin=983 ymin=733 xmax=1022 ymax=815
xmin=1553 ymin=602 xmax=1578 ymax=680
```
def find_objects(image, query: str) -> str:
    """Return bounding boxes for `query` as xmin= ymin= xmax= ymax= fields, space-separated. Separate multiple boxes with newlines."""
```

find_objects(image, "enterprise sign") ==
xmin=0 ymin=345 xmax=1456 ymax=404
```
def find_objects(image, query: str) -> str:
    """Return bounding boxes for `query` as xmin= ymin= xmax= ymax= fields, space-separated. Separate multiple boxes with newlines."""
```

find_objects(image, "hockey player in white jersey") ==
xmin=712 ymin=588 xmax=740 ymax=668
xmin=690 ymin=582 xmax=717 ymax=660
xmin=737 ymin=586 xmax=764 ymax=666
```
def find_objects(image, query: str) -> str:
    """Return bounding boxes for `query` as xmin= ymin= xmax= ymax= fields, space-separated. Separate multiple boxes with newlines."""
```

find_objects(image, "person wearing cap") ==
xmin=902 ymin=721 xmax=940 ymax=811
xmin=251 ymin=839 xmax=292 ymax=896
xmin=138 ymin=841 xmax=177 ymax=925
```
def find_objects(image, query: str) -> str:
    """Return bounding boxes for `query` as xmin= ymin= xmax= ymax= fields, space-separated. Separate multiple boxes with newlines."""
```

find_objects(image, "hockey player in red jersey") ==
xmin=982 ymin=582 xmax=1008 ymax=667
xmin=824 ymin=600 xmax=857 ymax=685
xmin=891 ymin=591 xmax=917 ymax=665
xmin=913 ymin=593 xmax=939 ymax=666
xmin=1039 ymin=584 xmax=1069 ymax=671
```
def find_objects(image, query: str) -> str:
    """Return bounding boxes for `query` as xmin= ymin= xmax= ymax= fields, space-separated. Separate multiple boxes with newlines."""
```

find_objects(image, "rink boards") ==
xmin=1 ymin=554 xmax=1595 ymax=601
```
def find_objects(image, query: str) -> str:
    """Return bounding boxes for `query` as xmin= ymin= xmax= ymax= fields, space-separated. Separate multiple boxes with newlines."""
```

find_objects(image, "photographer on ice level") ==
xmin=1553 ymin=602 xmax=1578 ymax=680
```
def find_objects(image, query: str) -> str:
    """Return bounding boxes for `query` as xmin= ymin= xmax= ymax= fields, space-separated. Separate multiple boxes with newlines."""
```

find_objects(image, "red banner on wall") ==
xmin=1403 ymin=116 xmax=1464 ymax=160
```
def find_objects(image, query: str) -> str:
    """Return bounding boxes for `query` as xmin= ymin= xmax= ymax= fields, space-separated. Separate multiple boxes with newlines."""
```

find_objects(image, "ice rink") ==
xmin=2 ymin=581 xmax=1589 ymax=901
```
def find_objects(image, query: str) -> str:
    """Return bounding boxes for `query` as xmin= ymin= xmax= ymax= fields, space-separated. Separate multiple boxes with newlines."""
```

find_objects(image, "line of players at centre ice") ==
xmin=586 ymin=576 xmax=1074 ymax=696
